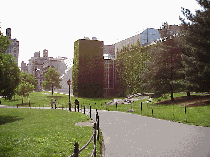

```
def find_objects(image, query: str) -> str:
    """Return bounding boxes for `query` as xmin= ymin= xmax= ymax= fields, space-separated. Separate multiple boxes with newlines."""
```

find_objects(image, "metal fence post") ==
xmin=116 ymin=102 xmax=117 ymax=110
xmin=97 ymin=115 xmax=99 ymax=141
xmin=74 ymin=141 xmax=79 ymax=157
xmin=94 ymin=123 xmax=96 ymax=157
xmin=96 ymin=110 xmax=98 ymax=121
xmin=84 ymin=106 xmax=85 ymax=114
xmin=141 ymin=102 xmax=142 ymax=114
xmin=75 ymin=103 xmax=76 ymax=112
xmin=90 ymin=106 xmax=91 ymax=118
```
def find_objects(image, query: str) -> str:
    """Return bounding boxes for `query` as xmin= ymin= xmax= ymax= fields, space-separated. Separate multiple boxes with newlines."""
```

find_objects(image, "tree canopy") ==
xmin=17 ymin=72 xmax=36 ymax=97
xmin=180 ymin=0 xmax=210 ymax=92
xmin=42 ymin=67 xmax=62 ymax=96
xmin=0 ymin=52 xmax=21 ymax=99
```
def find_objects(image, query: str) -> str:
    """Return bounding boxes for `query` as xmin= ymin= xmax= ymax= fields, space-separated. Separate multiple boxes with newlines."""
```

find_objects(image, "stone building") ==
xmin=6 ymin=28 xmax=19 ymax=65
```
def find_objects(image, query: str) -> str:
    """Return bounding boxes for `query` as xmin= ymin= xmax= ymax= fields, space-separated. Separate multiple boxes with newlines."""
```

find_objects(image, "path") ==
xmin=1 ymin=105 xmax=210 ymax=156
xmin=88 ymin=110 xmax=210 ymax=157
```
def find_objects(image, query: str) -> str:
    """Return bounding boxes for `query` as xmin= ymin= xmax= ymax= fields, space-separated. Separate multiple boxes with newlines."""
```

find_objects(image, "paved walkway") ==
xmin=1 ymin=106 xmax=210 ymax=156
xmin=88 ymin=110 xmax=210 ymax=157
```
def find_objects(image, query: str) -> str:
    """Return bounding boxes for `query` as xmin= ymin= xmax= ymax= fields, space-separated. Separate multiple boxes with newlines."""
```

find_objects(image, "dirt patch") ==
xmin=75 ymin=119 xmax=94 ymax=127
xmin=42 ymin=93 xmax=49 ymax=95
xmin=187 ymin=100 xmax=210 ymax=107
xmin=155 ymin=95 xmax=210 ymax=107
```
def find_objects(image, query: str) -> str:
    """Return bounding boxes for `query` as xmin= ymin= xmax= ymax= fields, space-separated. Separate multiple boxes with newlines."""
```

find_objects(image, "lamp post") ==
xmin=67 ymin=79 xmax=71 ymax=112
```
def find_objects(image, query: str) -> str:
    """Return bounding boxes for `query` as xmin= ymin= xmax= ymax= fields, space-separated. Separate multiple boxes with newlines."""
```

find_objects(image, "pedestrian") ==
xmin=54 ymin=99 xmax=57 ymax=109
xmin=50 ymin=98 xmax=53 ymax=109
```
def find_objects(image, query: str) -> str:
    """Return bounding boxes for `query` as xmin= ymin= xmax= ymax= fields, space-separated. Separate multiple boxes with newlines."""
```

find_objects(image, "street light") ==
xmin=67 ymin=79 xmax=71 ymax=112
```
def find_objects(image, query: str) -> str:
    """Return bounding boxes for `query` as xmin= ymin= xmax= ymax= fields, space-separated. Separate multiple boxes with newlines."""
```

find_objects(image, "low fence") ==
xmin=69 ymin=110 xmax=100 ymax=157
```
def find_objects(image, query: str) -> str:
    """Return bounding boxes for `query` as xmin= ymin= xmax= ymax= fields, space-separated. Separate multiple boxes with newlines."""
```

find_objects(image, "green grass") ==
xmin=0 ymin=91 xmax=117 ymax=110
xmin=0 ymin=108 xmax=102 ymax=157
xmin=105 ymin=93 xmax=210 ymax=127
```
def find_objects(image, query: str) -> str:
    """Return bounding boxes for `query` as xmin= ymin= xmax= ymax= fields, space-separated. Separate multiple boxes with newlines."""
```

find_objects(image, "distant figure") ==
xmin=54 ymin=100 xmax=57 ymax=109
xmin=75 ymin=99 xmax=79 ymax=106
xmin=50 ymin=98 xmax=53 ymax=109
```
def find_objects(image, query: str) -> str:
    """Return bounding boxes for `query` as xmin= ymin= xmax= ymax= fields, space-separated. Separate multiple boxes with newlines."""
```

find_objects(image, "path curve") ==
xmin=89 ymin=110 xmax=210 ymax=157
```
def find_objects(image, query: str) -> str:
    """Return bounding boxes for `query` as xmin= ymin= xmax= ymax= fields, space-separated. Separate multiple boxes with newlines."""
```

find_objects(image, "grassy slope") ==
xmin=106 ymin=93 xmax=210 ymax=127
xmin=0 ymin=108 xmax=102 ymax=157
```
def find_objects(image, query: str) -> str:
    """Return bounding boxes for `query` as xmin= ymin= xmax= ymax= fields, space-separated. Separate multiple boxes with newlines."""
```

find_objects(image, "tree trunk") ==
xmin=187 ymin=91 xmax=190 ymax=97
xmin=171 ymin=91 xmax=174 ymax=101
xmin=52 ymin=84 xmax=53 ymax=96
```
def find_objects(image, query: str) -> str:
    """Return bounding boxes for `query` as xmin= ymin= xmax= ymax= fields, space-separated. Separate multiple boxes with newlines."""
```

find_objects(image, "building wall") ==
xmin=73 ymin=39 xmax=104 ymax=98
xmin=141 ymin=28 xmax=161 ymax=45
xmin=43 ymin=59 xmax=67 ymax=76
xmin=103 ymin=58 xmax=115 ymax=97
xmin=6 ymin=28 xmax=19 ymax=65
xmin=43 ymin=49 xmax=48 ymax=57
xmin=21 ymin=61 xmax=28 ymax=73
xmin=115 ymin=33 xmax=141 ymax=54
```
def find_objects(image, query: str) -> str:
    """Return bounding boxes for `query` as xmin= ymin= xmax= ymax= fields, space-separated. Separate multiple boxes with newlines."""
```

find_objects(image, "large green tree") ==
xmin=180 ymin=0 xmax=210 ymax=92
xmin=0 ymin=25 xmax=21 ymax=99
xmin=42 ymin=67 xmax=62 ymax=96
xmin=0 ymin=53 xmax=21 ymax=99
xmin=147 ymin=37 xmax=184 ymax=100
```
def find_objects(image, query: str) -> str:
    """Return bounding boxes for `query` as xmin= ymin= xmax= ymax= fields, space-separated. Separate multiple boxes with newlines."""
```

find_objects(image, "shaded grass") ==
xmin=0 ymin=108 xmax=102 ymax=157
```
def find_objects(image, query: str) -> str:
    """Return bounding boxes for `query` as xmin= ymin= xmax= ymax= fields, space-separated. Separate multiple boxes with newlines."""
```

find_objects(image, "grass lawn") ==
xmin=105 ymin=93 xmax=210 ymax=127
xmin=0 ymin=91 xmax=117 ymax=110
xmin=0 ymin=108 xmax=103 ymax=157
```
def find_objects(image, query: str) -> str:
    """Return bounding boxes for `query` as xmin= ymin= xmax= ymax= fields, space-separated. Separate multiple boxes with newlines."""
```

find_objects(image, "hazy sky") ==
xmin=0 ymin=0 xmax=203 ymax=67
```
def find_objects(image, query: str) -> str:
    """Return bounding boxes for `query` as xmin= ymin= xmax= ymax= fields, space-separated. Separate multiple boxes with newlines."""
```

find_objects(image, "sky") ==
xmin=0 ymin=0 xmax=203 ymax=68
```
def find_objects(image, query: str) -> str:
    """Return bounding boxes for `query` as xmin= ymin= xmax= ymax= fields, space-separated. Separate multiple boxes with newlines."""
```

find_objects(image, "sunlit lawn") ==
xmin=105 ymin=93 xmax=210 ymax=127
xmin=0 ymin=108 xmax=102 ymax=157
xmin=0 ymin=91 xmax=116 ymax=109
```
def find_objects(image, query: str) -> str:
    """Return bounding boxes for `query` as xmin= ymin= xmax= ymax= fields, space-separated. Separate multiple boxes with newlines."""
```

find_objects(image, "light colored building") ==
xmin=43 ymin=49 xmax=48 ymax=57
xmin=43 ymin=57 xmax=67 ymax=76
xmin=21 ymin=61 xmax=28 ymax=73
xmin=104 ymin=45 xmax=115 ymax=59
xmin=103 ymin=54 xmax=115 ymax=97
xmin=114 ymin=33 xmax=141 ymax=54
xmin=6 ymin=28 xmax=19 ymax=65
xmin=141 ymin=28 xmax=161 ymax=46
xmin=27 ymin=50 xmax=50 ymax=91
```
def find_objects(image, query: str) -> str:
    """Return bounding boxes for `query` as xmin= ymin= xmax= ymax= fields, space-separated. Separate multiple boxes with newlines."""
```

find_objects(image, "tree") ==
xmin=16 ymin=72 xmax=36 ymax=103
xmin=42 ymin=67 xmax=62 ymax=96
xmin=0 ymin=24 xmax=11 ymax=53
xmin=17 ymin=81 xmax=34 ymax=104
xmin=180 ymin=0 xmax=210 ymax=92
xmin=0 ymin=51 xmax=21 ymax=100
xmin=21 ymin=72 xmax=37 ymax=88
xmin=147 ymin=36 xmax=184 ymax=100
